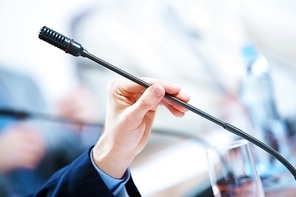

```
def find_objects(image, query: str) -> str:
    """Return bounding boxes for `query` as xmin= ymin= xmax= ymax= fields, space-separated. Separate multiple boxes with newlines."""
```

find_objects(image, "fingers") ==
xmin=129 ymin=84 xmax=165 ymax=119
xmin=162 ymin=101 xmax=187 ymax=117
xmin=162 ymin=91 xmax=190 ymax=113
xmin=143 ymin=78 xmax=191 ymax=115
xmin=110 ymin=77 xmax=181 ymax=95
xmin=108 ymin=77 xmax=191 ymax=119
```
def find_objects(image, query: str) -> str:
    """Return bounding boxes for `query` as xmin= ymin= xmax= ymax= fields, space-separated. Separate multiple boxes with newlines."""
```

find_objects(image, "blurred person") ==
xmin=28 ymin=77 xmax=190 ymax=196
xmin=57 ymin=82 xmax=100 ymax=131
xmin=0 ymin=66 xmax=101 ymax=196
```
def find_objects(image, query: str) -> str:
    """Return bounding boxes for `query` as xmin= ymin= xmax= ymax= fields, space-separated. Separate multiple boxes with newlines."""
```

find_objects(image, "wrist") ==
xmin=92 ymin=136 xmax=135 ymax=179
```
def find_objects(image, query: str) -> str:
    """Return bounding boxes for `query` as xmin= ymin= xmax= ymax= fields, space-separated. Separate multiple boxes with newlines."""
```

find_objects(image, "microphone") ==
xmin=38 ymin=26 xmax=296 ymax=180
xmin=0 ymin=108 xmax=102 ymax=128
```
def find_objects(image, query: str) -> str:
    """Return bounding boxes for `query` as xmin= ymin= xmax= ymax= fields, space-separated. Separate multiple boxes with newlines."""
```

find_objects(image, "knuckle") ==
xmin=139 ymin=97 xmax=154 ymax=109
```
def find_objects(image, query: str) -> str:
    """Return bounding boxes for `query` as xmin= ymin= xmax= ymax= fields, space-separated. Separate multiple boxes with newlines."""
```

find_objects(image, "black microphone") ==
xmin=0 ymin=108 xmax=102 ymax=128
xmin=38 ymin=26 xmax=86 ymax=57
xmin=38 ymin=26 xmax=296 ymax=180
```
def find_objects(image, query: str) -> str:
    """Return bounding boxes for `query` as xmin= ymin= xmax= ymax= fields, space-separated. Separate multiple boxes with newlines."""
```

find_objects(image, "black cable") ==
xmin=0 ymin=108 xmax=103 ymax=128
xmin=38 ymin=26 xmax=296 ymax=180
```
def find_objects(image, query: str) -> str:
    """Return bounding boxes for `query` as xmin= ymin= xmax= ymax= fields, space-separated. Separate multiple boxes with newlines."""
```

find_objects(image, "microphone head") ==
xmin=38 ymin=26 xmax=85 ymax=57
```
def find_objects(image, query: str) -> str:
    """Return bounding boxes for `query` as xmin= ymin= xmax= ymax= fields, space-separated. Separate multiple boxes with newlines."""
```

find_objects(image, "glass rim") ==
xmin=207 ymin=139 xmax=249 ymax=152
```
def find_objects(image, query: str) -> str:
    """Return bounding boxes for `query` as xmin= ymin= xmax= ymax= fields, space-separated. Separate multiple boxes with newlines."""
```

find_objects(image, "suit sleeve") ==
xmin=27 ymin=147 xmax=141 ymax=197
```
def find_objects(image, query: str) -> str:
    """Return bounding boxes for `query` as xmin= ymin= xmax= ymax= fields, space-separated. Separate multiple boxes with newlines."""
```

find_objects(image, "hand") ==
xmin=93 ymin=78 xmax=190 ymax=178
xmin=0 ymin=125 xmax=46 ymax=172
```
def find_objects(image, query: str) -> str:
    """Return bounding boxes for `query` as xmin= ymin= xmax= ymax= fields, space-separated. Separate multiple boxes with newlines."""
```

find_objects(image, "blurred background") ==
xmin=1 ymin=0 xmax=296 ymax=196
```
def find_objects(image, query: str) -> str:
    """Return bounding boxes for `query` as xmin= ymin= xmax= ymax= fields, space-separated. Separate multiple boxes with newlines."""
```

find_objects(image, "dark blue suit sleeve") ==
xmin=27 ymin=147 xmax=141 ymax=197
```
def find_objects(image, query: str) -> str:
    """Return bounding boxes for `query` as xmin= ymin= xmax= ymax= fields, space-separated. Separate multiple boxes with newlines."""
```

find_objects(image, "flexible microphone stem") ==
xmin=0 ymin=108 xmax=102 ymax=127
xmin=38 ymin=26 xmax=296 ymax=180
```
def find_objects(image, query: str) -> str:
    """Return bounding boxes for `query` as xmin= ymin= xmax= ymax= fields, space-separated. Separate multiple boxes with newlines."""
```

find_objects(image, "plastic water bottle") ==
xmin=239 ymin=43 xmax=292 ymax=185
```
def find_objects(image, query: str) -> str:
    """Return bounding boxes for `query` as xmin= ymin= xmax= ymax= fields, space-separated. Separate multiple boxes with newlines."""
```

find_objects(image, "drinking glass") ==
xmin=206 ymin=139 xmax=265 ymax=197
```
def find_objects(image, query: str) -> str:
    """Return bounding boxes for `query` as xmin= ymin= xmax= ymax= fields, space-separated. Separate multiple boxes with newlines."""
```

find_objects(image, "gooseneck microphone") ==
xmin=38 ymin=26 xmax=296 ymax=180
xmin=0 ymin=108 xmax=102 ymax=128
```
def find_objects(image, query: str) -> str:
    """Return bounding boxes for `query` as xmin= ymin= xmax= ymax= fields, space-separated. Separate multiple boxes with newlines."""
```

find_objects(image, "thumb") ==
xmin=130 ymin=84 xmax=165 ymax=117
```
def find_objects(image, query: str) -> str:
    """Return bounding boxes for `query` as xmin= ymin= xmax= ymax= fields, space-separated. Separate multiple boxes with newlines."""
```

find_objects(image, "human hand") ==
xmin=93 ymin=78 xmax=190 ymax=178
xmin=0 ymin=125 xmax=46 ymax=172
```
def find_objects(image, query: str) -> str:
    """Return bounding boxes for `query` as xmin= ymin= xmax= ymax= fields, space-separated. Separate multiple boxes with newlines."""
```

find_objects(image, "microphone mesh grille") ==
xmin=38 ymin=26 xmax=68 ymax=51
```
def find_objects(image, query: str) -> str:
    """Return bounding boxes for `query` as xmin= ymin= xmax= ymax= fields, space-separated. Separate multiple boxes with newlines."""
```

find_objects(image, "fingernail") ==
xmin=152 ymin=85 xmax=163 ymax=98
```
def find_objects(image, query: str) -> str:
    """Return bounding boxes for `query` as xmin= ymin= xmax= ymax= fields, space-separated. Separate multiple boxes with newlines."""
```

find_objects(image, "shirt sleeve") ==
xmin=89 ymin=148 xmax=130 ymax=197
